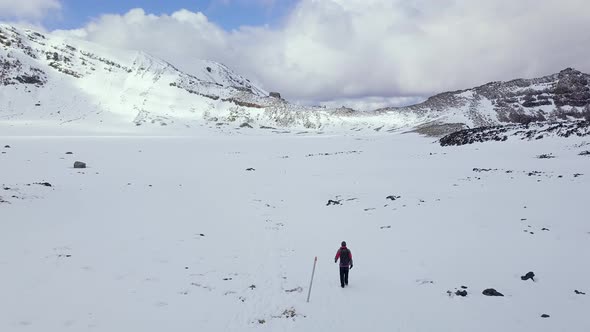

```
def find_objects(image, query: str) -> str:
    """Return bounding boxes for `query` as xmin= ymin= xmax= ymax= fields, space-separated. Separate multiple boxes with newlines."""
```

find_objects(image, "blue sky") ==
xmin=43 ymin=0 xmax=298 ymax=30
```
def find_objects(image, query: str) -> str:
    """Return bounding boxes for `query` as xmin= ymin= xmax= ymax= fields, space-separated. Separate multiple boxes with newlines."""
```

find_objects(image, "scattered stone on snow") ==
xmin=386 ymin=195 xmax=401 ymax=201
xmin=541 ymin=228 xmax=550 ymax=231
xmin=65 ymin=151 xmax=73 ymax=155
xmin=326 ymin=199 xmax=342 ymax=206
xmin=579 ymin=151 xmax=590 ymax=156
xmin=285 ymin=287 xmax=303 ymax=293
xmin=73 ymin=161 xmax=86 ymax=168
xmin=482 ymin=288 xmax=504 ymax=296
xmin=246 ymin=168 xmax=256 ymax=171
xmin=249 ymin=284 xmax=256 ymax=290
xmin=455 ymin=290 xmax=468 ymax=297
xmin=416 ymin=279 xmax=434 ymax=285
xmin=574 ymin=290 xmax=586 ymax=295
xmin=380 ymin=225 xmax=392 ymax=229
xmin=574 ymin=173 xmax=583 ymax=177
xmin=35 ymin=182 xmax=52 ymax=187
xmin=537 ymin=153 xmax=555 ymax=159
xmin=275 ymin=308 xmax=298 ymax=319
xmin=4 ymin=145 xmax=10 ymax=148
xmin=541 ymin=314 xmax=550 ymax=318
xmin=473 ymin=168 xmax=495 ymax=172
xmin=521 ymin=271 xmax=535 ymax=281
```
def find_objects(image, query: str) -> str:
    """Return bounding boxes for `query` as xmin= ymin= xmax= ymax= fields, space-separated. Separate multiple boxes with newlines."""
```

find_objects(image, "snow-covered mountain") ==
xmin=2 ymin=24 xmax=589 ymax=135
xmin=0 ymin=24 xmax=417 ymax=134
xmin=380 ymin=68 xmax=590 ymax=133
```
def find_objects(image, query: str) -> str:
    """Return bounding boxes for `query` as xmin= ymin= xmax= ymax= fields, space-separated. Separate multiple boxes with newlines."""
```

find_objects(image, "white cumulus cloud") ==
xmin=54 ymin=0 xmax=590 ymax=108
xmin=0 ymin=0 xmax=61 ymax=20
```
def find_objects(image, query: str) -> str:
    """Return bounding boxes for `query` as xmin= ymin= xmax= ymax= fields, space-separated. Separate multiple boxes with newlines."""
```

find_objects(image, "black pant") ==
xmin=339 ymin=267 xmax=349 ymax=287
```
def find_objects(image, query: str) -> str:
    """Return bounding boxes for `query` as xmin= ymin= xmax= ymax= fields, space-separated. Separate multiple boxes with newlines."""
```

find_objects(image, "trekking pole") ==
xmin=306 ymin=256 xmax=317 ymax=303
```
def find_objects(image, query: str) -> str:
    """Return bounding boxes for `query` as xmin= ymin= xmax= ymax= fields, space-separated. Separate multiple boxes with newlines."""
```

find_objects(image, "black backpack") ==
xmin=339 ymin=248 xmax=351 ymax=265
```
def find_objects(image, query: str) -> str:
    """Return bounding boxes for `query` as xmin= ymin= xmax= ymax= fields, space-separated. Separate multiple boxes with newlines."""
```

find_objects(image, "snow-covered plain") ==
xmin=1 ymin=132 xmax=589 ymax=332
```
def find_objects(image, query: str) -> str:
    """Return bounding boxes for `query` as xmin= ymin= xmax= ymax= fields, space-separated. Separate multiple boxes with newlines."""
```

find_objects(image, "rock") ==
xmin=35 ymin=182 xmax=52 ymax=187
xmin=73 ymin=161 xmax=86 ymax=169
xmin=541 ymin=314 xmax=550 ymax=318
xmin=326 ymin=199 xmax=342 ymax=206
xmin=285 ymin=287 xmax=303 ymax=293
xmin=269 ymin=92 xmax=281 ymax=99
xmin=455 ymin=290 xmax=468 ymax=297
xmin=541 ymin=228 xmax=550 ymax=231
xmin=206 ymin=66 xmax=212 ymax=73
xmin=580 ymin=151 xmax=590 ymax=156
xmin=239 ymin=122 xmax=253 ymax=128
xmin=246 ymin=168 xmax=256 ymax=171
xmin=473 ymin=168 xmax=493 ymax=172
xmin=537 ymin=153 xmax=555 ymax=159
xmin=574 ymin=290 xmax=586 ymax=295
xmin=65 ymin=152 xmax=73 ymax=155
xmin=386 ymin=195 xmax=401 ymax=201
xmin=380 ymin=225 xmax=392 ymax=229
xmin=4 ymin=145 xmax=10 ymax=148
xmin=199 ymin=233 xmax=205 ymax=237
xmin=482 ymin=288 xmax=504 ymax=296
xmin=521 ymin=271 xmax=535 ymax=281
xmin=461 ymin=286 xmax=468 ymax=289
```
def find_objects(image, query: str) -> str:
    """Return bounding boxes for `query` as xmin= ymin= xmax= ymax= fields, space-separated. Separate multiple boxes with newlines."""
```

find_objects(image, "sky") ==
xmin=1 ymin=0 xmax=590 ymax=109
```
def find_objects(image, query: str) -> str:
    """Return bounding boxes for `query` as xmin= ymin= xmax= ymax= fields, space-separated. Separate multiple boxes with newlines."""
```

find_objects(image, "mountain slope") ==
xmin=379 ymin=68 xmax=590 ymax=131
xmin=2 ymin=24 xmax=590 ymax=135
xmin=0 ymin=25 xmax=418 ymax=134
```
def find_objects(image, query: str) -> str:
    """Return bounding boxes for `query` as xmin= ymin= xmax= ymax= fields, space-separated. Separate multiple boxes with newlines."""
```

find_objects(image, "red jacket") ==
xmin=335 ymin=246 xmax=353 ymax=267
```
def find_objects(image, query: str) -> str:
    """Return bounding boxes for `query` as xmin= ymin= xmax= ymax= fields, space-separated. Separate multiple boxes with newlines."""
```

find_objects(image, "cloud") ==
xmin=0 ymin=0 xmax=61 ymax=20
xmin=54 ymin=0 xmax=590 ymax=107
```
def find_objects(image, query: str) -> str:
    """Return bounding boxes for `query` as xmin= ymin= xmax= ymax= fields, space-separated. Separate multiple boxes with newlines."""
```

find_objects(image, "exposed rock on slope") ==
xmin=382 ymin=68 xmax=590 ymax=130
xmin=439 ymin=120 xmax=590 ymax=146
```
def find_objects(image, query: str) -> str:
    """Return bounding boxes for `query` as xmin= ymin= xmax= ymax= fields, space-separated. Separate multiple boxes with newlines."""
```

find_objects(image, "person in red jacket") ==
xmin=334 ymin=241 xmax=353 ymax=288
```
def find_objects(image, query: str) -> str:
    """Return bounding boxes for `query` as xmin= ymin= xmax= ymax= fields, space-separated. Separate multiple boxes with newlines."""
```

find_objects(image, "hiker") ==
xmin=334 ymin=241 xmax=353 ymax=288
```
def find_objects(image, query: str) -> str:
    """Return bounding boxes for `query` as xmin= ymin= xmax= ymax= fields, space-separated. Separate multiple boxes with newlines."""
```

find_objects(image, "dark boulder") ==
xmin=482 ymin=288 xmax=504 ymax=296
xmin=74 ymin=161 xmax=87 ymax=169
xmin=521 ymin=271 xmax=535 ymax=281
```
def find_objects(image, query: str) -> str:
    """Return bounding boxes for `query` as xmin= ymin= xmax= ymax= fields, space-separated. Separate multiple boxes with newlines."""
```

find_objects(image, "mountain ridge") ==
xmin=1 ymin=24 xmax=589 ymax=135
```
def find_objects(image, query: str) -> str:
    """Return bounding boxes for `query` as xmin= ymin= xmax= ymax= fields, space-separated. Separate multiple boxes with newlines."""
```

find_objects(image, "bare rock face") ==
xmin=73 ymin=161 xmax=86 ymax=169
xmin=440 ymin=120 xmax=590 ymax=146
xmin=380 ymin=67 xmax=590 ymax=129
xmin=269 ymin=92 xmax=282 ymax=99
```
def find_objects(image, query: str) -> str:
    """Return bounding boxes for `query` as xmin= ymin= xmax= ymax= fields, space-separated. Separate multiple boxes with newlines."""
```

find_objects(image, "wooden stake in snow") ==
xmin=307 ymin=256 xmax=318 ymax=303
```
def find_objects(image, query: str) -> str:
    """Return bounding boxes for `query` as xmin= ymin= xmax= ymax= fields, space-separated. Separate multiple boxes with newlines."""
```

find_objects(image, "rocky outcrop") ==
xmin=440 ymin=120 xmax=590 ymax=146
